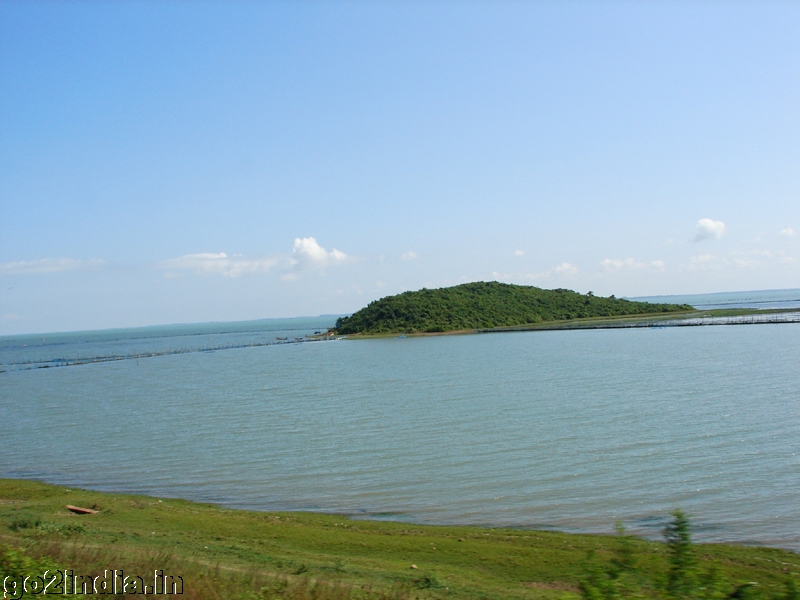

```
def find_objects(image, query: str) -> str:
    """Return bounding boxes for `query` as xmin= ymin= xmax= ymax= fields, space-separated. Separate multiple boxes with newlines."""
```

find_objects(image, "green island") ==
xmin=333 ymin=282 xmax=693 ymax=336
xmin=2 ymin=480 xmax=798 ymax=599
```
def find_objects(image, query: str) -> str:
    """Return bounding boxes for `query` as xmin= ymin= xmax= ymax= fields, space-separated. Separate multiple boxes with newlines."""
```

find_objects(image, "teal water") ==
xmin=0 ymin=316 xmax=337 ymax=372
xmin=1 ymin=294 xmax=799 ymax=550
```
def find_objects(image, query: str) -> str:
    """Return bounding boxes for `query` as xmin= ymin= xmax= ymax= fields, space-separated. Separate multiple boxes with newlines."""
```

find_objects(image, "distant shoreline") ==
xmin=5 ymin=308 xmax=797 ymax=373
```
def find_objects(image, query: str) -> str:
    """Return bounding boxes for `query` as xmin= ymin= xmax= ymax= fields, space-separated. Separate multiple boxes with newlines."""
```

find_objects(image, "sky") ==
xmin=1 ymin=1 xmax=799 ymax=335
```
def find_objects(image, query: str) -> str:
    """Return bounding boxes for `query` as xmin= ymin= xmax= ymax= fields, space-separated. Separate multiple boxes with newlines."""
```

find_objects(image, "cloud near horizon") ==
xmin=694 ymin=218 xmax=726 ymax=242
xmin=0 ymin=258 xmax=107 ymax=275
xmin=160 ymin=253 xmax=279 ymax=278
xmin=601 ymin=258 xmax=666 ymax=271
xmin=160 ymin=238 xmax=353 ymax=279
xmin=551 ymin=262 xmax=578 ymax=275
xmin=507 ymin=262 xmax=579 ymax=283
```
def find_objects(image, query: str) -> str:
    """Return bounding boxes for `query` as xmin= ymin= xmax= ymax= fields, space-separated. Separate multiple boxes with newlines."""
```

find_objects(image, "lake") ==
xmin=1 ymin=292 xmax=799 ymax=550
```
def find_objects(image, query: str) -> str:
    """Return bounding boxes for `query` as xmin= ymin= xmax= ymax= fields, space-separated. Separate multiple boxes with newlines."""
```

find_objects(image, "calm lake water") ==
xmin=1 ymin=294 xmax=799 ymax=550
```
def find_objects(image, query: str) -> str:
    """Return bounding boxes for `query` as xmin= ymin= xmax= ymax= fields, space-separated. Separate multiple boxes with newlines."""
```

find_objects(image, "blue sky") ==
xmin=2 ymin=1 xmax=799 ymax=334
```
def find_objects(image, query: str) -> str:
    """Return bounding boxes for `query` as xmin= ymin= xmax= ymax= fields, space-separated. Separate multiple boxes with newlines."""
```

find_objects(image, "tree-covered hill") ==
xmin=334 ymin=281 xmax=693 ymax=334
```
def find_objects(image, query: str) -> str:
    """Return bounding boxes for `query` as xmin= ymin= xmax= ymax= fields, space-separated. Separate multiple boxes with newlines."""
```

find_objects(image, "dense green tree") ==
xmin=580 ymin=512 xmax=799 ymax=600
xmin=334 ymin=281 xmax=692 ymax=335
xmin=665 ymin=510 xmax=698 ymax=598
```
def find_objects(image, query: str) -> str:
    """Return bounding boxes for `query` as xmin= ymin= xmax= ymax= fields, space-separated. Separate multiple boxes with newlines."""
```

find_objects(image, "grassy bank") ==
xmin=1 ymin=480 xmax=798 ymax=599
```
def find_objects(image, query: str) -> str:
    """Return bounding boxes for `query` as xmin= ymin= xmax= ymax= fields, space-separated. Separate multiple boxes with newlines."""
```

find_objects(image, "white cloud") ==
xmin=779 ymin=228 xmax=796 ymax=237
xmin=160 ymin=253 xmax=278 ymax=278
xmin=511 ymin=262 xmax=579 ymax=282
xmin=601 ymin=258 xmax=665 ymax=271
xmin=694 ymin=218 xmax=726 ymax=242
xmin=733 ymin=257 xmax=757 ymax=268
xmin=601 ymin=258 xmax=642 ymax=269
xmin=161 ymin=238 xmax=352 ymax=280
xmin=729 ymin=249 xmax=795 ymax=268
xmin=291 ymin=237 xmax=350 ymax=269
xmin=684 ymin=255 xmax=716 ymax=272
xmin=733 ymin=249 xmax=777 ymax=259
xmin=0 ymin=258 xmax=106 ymax=275
xmin=681 ymin=248 xmax=797 ymax=271
xmin=514 ymin=250 xmax=525 ymax=257
xmin=551 ymin=262 xmax=578 ymax=275
xmin=401 ymin=251 xmax=419 ymax=260
xmin=2 ymin=314 xmax=21 ymax=321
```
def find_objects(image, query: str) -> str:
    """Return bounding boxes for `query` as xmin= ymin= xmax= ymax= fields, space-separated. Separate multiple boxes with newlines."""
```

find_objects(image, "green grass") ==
xmin=1 ymin=480 xmax=798 ymax=599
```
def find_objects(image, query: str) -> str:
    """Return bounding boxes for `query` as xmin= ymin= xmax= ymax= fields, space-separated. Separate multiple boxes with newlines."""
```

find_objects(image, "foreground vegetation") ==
xmin=1 ymin=480 xmax=798 ymax=599
xmin=333 ymin=282 xmax=692 ymax=335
